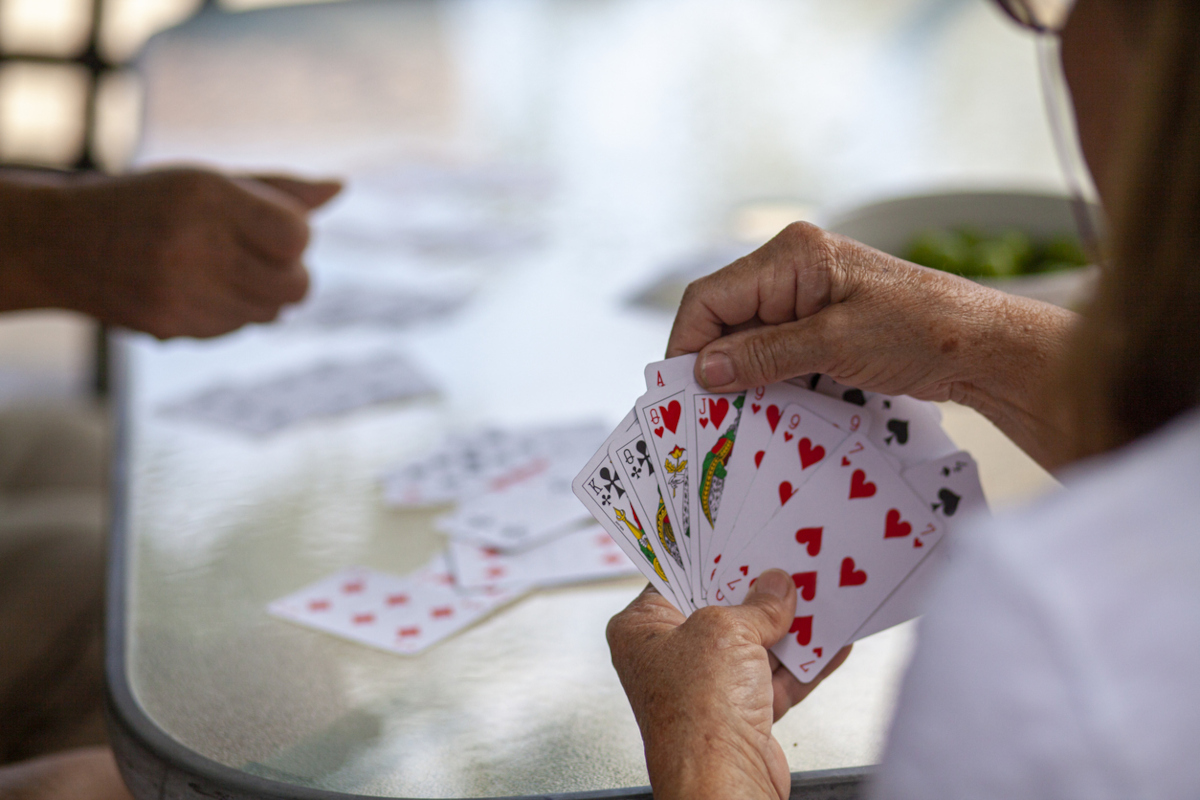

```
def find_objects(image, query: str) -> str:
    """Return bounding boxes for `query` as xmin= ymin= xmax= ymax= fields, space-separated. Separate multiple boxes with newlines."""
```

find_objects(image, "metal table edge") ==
xmin=101 ymin=333 xmax=871 ymax=800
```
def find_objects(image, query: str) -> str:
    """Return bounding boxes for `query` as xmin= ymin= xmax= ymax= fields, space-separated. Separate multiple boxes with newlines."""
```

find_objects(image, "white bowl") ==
xmin=824 ymin=190 xmax=1100 ymax=308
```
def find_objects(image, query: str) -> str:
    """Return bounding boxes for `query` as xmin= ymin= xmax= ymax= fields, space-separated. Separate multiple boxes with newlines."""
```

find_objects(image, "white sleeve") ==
xmin=868 ymin=518 xmax=1122 ymax=800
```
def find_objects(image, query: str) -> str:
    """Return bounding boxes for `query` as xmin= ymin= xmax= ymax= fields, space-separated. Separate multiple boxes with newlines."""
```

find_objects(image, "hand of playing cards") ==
xmin=573 ymin=355 xmax=987 ymax=683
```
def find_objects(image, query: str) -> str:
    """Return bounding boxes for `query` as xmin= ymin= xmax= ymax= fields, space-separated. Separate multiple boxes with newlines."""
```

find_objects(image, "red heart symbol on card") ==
xmin=849 ymin=469 xmax=876 ymax=499
xmin=398 ymin=626 xmax=421 ymax=638
xmin=431 ymin=606 xmax=454 ymax=619
xmin=386 ymin=593 xmax=409 ymax=606
xmin=790 ymin=616 xmax=813 ymax=646
xmin=778 ymin=481 xmax=795 ymax=505
xmin=308 ymin=599 xmax=330 ymax=612
xmin=654 ymin=426 xmax=665 ymax=438
xmin=797 ymin=438 xmax=825 ymax=469
xmin=842 ymin=456 xmax=851 ymax=466
xmin=709 ymin=398 xmax=730 ymax=428
xmin=486 ymin=566 xmax=506 ymax=578
xmin=814 ymin=647 xmax=823 ymax=658
xmin=795 ymin=527 xmax=823 ymax=556
xmin=604 ymin=553 xmax=623 ymax=564
xmin=792 ymin=571 xmax=817 ymax=601
xmin=353 ymin=612 xmax=375 ymax=625
xmin=739 ymin=565 xmax=749 ymax=576
xmin=714 ymin=554 xmax=722 ymax=564
xmin=754 ymin=450 xmax=765 ymax=468
xmin=342 ymin=581 xmax=364 ymax=594
xmin=660 ymin=400 xmax=682 ymax=434
xmin=913 ymin=539 xmax=924 ymax=548
xmin=767 ymin=405 xmax=783 ymax=432
xmin=751 ymin=403 xmax=761 ymax=414
xmin=839 ymin=557 xmax=867 ymax=586
xmin=699 ymin=417 xmax=709 ymax=428
xmin=884 ymin=508 xmax=913 ymax=538
xmin=783 ymin=431 xmax=794 ymax=442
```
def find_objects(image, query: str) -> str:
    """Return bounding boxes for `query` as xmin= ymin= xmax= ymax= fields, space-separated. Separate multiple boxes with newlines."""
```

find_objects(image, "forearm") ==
xmin=643 ymin=722 xmax=782 ymax=800
xmin=946 ymin=287 xmax=1079 ymax=471
xmin=0 ymin=178 xmax=74 ymax=312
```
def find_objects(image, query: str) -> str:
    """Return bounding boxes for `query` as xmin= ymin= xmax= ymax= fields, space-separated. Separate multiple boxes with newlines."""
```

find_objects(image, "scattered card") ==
xmin=447 ymin=525 xmax=638 ymax=590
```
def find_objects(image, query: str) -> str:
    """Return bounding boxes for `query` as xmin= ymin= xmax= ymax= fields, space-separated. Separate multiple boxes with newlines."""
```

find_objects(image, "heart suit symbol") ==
xmin=849 ymin=469 xmax=876 ymax=499
xmin=792 ymin=571 xmax=817 ymax=602
xmin=839 ymin=558 xmax=867 ymax=586
xmin=795 ymin=527 xmax=822 ymax=556
xmin=797 ymin=438 xmax=825 ymax=469
xmin=790 ymin=615 xmax=813 ymax=646
xmin=784 ymin=431 xmax=793 ymax=442
xmin=767 ymin=405 xmax=783 ymax=432
xmin=778 ymin=481 xmax=795 ymax=505
xmin=754 ymin=451 xmax=765 ymax=468
xmin=709 ymin=398 xmax=730 ymax=428
xmin=751 ymin=403 xmax=761 ymax=414
xmin=884 ymin=508 xmax=912 ymax=538
xmin=660 ymin=400 xmax=682 ymax=434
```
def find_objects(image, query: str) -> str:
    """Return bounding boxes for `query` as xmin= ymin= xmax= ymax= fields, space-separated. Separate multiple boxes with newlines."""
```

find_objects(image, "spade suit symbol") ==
xmin=936 ymin=488 xmax=961 ymax=516
xmin=885 ymin=419 xmax=909 ymax=445
xmin=842 ymin=389 xmax=866 ymax=407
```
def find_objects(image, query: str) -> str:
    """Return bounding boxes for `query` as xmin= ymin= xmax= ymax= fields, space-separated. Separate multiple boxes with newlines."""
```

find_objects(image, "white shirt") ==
xmin=872 ymin=409 xmax=1200 ymax=800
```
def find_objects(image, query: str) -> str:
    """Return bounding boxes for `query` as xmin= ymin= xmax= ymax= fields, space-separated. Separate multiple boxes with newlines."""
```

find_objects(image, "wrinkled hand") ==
xmin=607 ymin=571 xmax=850 ymax=800
xmin=667 ymin=222 xmax=1078 ymax=468
xmin=4 ymin=167 xmax=341 ymax=338
xmin=0 ymin=747 xmax=134 ymax=800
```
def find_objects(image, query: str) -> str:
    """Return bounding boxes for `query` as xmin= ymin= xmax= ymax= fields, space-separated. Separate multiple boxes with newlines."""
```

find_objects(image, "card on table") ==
xmin=609 ymin=425 xmax=694 ymax=608
xmin=573 ymin=412 xmax=688 ymax=611
xmin=447 ymin=525 xmax=638 ymax=590
xmin=160 ymin=352 xmax=438 ymax=436
xmin=713 ymin=434 xmax=943 ymax=681
xmin=268 ymin=557 xmax=525 ymax=654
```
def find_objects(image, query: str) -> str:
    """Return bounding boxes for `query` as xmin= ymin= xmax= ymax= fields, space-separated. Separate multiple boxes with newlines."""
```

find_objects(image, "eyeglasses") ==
xmin=993 ymin=0 xmax=1077 ymax=33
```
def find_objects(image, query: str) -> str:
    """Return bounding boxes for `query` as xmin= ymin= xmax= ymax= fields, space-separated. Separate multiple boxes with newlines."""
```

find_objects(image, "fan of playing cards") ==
xmin=572 ymin=354 xmax=987 ymax=683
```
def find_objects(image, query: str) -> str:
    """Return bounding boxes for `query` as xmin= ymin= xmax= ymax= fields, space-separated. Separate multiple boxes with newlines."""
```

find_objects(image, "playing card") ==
xmin=635 ymin=383 xmax=697 ymax=588
xmin=644 ymin=353 xmax=698 ymax=391
xmin=434 ymin=456 xmax=588 ymax=550
xmin=447 ymin=525 xmax=638 ymax=590
xmin=812 ymin=374 xmax=877 ymax=408
xmin=713 ymin=435 xmax=943 ymax=681
xmin=864 ymin=394 xmax=957 ymax=469
xmin=609 ymin=425 xmax=694 ymax=607
xmin=267 ymin=558 xmax=526 ymax=654
xmin=382 ymin=423 xmax=607 ymax=507
xmin=703 ymin=383 xmax=871 ymax=596
xmin=573 ymin=413 xmax=688 ymax=611
xmin=710 ymin=403 xmax=850 ymax=591
xmin=160 ymin=352 xmax=438 ymax=436
xmin=685 ymin=388 xmax=746 ymax=601
xmin=851 ymin=451 xmax=987 ymax=640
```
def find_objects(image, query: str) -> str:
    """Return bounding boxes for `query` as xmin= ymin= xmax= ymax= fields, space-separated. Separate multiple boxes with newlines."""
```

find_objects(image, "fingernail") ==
xmin=749 ymin=569 xmax=790 ymax=600
xmin=700 ymin=352 xmax=735 ymax=387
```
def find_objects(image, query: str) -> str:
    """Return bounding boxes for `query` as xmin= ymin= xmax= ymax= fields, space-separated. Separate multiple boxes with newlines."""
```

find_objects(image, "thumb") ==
xmin=247 ymin=175 xmax=344 ymax=211
xmin=731 ymin=569 xmax=797 ymax=649
xmin=695 ymin=315 xmax=835 ymax=392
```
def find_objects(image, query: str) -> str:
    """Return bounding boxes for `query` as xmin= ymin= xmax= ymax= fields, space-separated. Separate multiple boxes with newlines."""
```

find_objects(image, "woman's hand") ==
xmin=668 ymin=222 xmax=1078 ymax=469
xmin=0 ymin=168 xmax=342 ymax=339
xmin=607 ymin=571 xmax=850 ymax=800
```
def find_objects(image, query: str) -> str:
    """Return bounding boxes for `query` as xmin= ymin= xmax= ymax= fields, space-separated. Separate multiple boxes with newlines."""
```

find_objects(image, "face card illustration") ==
xmin=686 ymin=389 xmax=746 ymax=601
xmin=851 ymin=451 xmax=987 ymax=640
xmin=447 ymin=526 xmax=637 ymax=590
xmin=702 ymin=382 xmax=871 ymax=595
xmin=644 ymin=353 xmax=698 ymax=391
xmin=610 ymin=426 xmax=694 ymax=607
xmin=635 ymin=385 xmax=696 ymax=581
xmin=267 ymin=561 xmax=525 ymax=654
xmin=864 ymin=394 xmax=957 ymax=469
xmin=713 ymin=435 xmax=942 ymax=681
xmin=712 ymin=403 xmax=850 ymax=588
xmin=572 ymin=414 xmax=687 ymax=612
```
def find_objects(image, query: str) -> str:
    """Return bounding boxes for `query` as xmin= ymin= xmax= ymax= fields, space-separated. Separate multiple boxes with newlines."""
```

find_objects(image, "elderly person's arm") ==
xmin=668 ymin=223 xmax=1079 ymax=470
xmin=0 ymin=167 xmax=340 ymax=338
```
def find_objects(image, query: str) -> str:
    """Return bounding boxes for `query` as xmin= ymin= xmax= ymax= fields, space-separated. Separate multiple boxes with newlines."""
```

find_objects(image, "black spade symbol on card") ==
xmin=842 ymin=389 xmax=867 ymax=407
xmin=936 ymin=488 xmax=961 ymax=516
xmin=884 ymin=419 xmax=910 ymax=445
